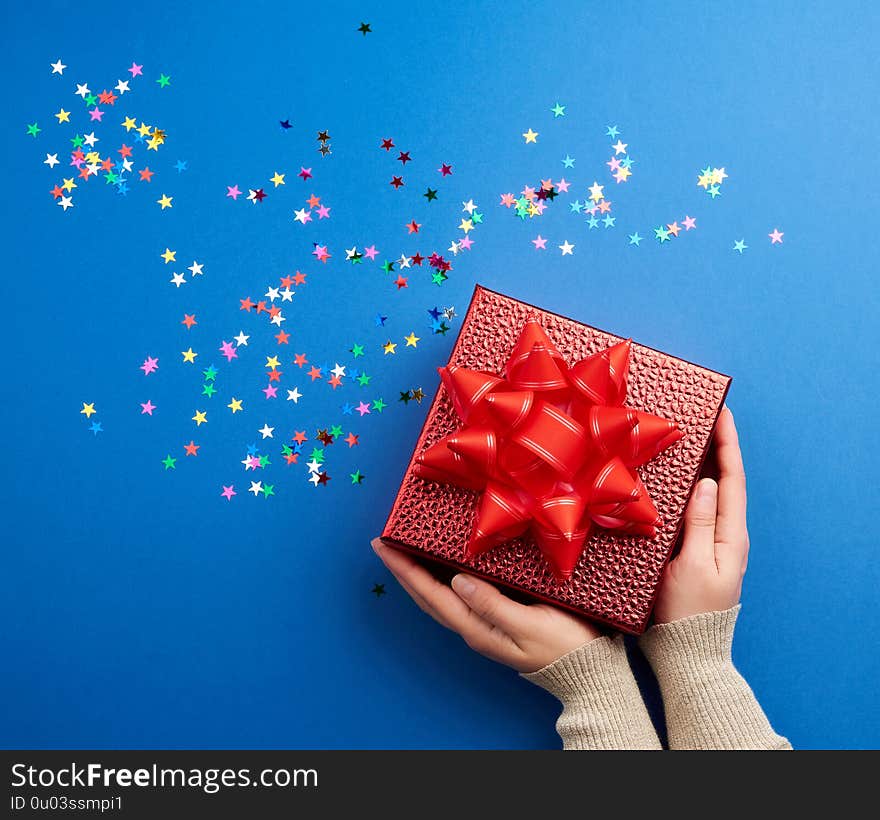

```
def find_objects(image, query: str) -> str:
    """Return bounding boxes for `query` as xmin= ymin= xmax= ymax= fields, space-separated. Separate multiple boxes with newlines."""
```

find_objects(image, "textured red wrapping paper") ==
xmin=381 ymin=286 xmax=731 ymax=634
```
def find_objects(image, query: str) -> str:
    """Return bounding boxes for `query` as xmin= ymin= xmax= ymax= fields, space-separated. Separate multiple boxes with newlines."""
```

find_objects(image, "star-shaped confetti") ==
xmin=47 ymin=61 xmax=777 ymax=521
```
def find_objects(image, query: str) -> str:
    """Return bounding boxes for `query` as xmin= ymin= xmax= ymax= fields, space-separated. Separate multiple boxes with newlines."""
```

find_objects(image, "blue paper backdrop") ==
xmin=3 ymin=0 xmax=878 ymax=750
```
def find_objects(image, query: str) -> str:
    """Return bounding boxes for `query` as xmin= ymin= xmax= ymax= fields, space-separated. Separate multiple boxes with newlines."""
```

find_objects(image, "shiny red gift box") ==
xmin=381 ymin=286 xmax=731 ymax=634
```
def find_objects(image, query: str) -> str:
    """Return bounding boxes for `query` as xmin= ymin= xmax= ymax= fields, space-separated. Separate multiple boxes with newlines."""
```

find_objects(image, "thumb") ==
xmin=678 ymin=478 xmax=718 ymax=564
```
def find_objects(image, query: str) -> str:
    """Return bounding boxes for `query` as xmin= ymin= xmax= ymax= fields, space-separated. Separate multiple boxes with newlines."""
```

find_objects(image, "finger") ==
xmin=713 ymin=408 xmax=749 ymax=572
xmin=450 ymin=573 xmax=534 ymax=640
xmin=372 ymin=540 xmax=507 ymax=655
xmin=678 ymin=478 xmax=718 ymax=566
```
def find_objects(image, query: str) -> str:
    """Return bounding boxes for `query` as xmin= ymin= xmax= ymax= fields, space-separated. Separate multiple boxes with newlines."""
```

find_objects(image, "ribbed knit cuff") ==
xmin=639 ymin=605 xmax=740 ymax=671
xmin=638 ymin=605 xmax=792 ymax=750
xmin=522 ymin=635 xmax=661 ymax=750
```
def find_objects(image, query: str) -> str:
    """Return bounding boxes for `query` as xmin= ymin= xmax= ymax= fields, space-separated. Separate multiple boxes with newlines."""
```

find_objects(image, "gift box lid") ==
xmin=382 ymin=285 xmax=731 ymax=634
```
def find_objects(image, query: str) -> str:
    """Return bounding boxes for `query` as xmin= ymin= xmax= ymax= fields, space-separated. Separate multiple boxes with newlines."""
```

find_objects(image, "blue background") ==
xmin=3 ymin=0 xmax=878 ymax=750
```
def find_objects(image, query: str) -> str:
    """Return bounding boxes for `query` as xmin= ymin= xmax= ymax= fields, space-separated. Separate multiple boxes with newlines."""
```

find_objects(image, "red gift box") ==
xmin=381 ymin=286 xmax=731 ymax=634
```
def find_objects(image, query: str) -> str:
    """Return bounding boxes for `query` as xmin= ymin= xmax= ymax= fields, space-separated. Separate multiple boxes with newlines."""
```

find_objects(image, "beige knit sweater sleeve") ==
xmin=523 ymin=605 xmax=791 ymax=750
xmin=522 ymin=634 xmax=662 ymax=749
xmin=638 ymin=605 xmax=791 ymax=750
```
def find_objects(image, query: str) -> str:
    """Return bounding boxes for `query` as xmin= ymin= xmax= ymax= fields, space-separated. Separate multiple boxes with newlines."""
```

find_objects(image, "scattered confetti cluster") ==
xmin=172 ymin=112 xmax=472 ymax=495
xmin=36 ymin=60 xmax=181 ymax=212
xmin=31 ymin=43 xmax=786 ymax=599
xmin=293 ymin=192 xmax=331 ymax=224
xmin=503 ymin=125 xmax=640 ymax=253
xmin=697 ymin=165 xmax=728 ymax=199
xmin=498 ymin=117 xmax=783 ymax=257
xmin=652 ymin=215 xmax=697 ymax=244
xmin=162 ymin=248 xmax=205 ymax=288
xmin=316 ymin=129 xmax=332 ymax=158
xmin=79 ymin=401 xmax=102 ymax=435
xmin=604 ymin=125 xmax=635 ymax=185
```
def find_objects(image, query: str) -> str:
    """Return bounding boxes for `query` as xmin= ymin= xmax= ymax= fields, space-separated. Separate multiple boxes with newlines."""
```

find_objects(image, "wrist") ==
xmin=522 ymin=634 xmax=622 ymax=702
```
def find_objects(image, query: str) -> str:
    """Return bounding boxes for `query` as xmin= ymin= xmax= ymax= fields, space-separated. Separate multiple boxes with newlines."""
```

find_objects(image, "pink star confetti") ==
xmin=219 ymin=340 xmax=238 ymax=361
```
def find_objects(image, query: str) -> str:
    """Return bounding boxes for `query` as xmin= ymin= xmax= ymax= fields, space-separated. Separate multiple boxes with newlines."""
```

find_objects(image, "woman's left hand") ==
xmin=372 ymin=538 xmax=601 ymax=673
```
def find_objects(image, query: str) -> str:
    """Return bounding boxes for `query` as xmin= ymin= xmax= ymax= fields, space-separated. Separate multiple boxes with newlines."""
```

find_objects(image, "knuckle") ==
xmin=687 ymin=510 xmax=715 ymax=527
xmin=463 ymin=633 xmax=489 ymax=654
xmin=473 ymin=590 xmax=497 ymax=618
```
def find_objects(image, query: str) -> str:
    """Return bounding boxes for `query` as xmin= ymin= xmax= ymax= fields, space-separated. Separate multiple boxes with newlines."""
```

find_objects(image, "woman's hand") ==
xmin=372 ymin=539 xmax=601 ymax=673
xmin=653 ymin=407 xmax=750 ymax=624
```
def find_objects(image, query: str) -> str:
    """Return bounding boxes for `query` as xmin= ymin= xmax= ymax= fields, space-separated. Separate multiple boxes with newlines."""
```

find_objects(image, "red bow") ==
xmin=414 ymin=320 xmax=683 ymax=581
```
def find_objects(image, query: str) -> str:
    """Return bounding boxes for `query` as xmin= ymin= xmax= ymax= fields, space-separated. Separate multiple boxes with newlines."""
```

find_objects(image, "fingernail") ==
xmin=452 ymin=574 xmax=476 ymax=598
xmin=724 ymin=404 xmax=734 ymax=420
xmin=371 ymin=538 xmax=383 ymax=555
xmin=696 ymin=479 xmax=716 ymax=500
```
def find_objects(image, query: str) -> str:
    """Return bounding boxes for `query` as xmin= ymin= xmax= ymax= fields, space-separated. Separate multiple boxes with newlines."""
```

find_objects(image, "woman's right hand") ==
xmin=653 ymin=407 xmax=750 ymax=624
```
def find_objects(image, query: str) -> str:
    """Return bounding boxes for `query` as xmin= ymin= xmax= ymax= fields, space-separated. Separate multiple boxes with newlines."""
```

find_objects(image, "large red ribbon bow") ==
xmin=414 ymin=319 xmax=683 ymax=581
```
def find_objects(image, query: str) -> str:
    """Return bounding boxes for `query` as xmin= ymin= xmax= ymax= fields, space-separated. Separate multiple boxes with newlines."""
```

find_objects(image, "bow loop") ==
xmin=446 ymin=426 xmax=500 ymax=479
xmin=466 ymin=482 xmax=531 ymax=556
xmin=586 ymin=406 xmax=640 ymax=456
xmin=504 ymin=320 xmax=569 ymax=391
xmin=624 ymin=410 xmax=684 ymax=466
xmin=568 ymin=339 xmax=631 ymax=406
xmin=439 ymin=364 xmax=504 ymax=424
xmin=484 ymin=390 xmax=535 ymax=432
xmin=573 ymin=455 xmax=641 ymax=506
xmin=532 ymin=522 xmax=591 ymax=580
xmin=414 ymin=439 xmax=486 ymax=491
